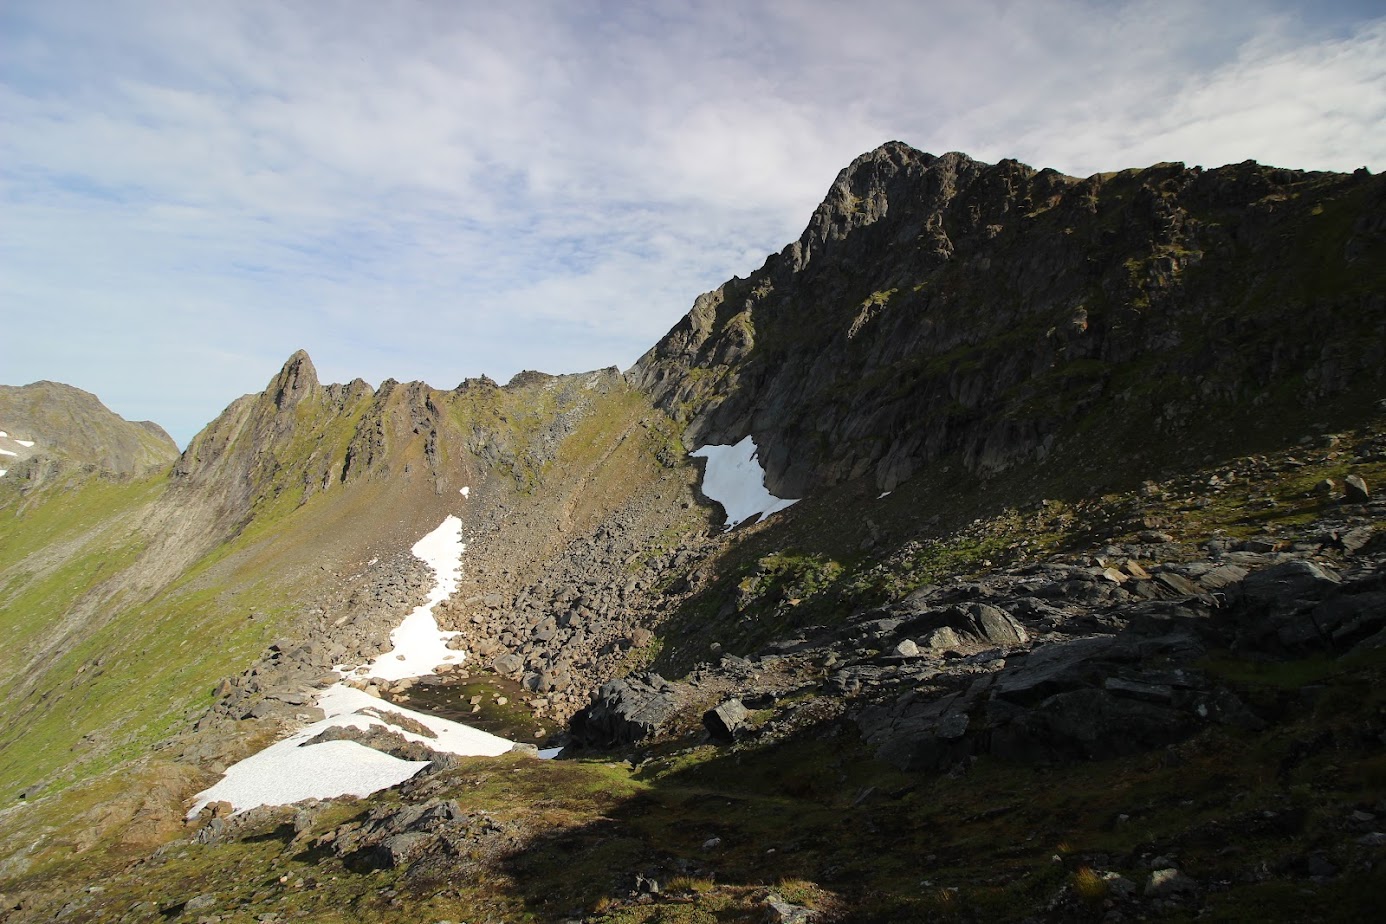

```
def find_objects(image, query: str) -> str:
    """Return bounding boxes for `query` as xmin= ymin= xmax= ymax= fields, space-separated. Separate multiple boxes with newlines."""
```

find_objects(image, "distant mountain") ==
xmin=0 ymin=380 xmax=178 ymax=479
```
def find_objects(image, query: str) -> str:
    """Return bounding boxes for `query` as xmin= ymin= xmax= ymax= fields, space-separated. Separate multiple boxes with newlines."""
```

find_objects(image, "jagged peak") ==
xmin=269 ymin=349 xmax=320 ymax=410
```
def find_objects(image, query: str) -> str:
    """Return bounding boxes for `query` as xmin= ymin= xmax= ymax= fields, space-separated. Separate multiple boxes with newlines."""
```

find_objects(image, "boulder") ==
xmin=998 ymin=687 xmax=1192 ymax=761
xmin=490 ymin=653 xmax=524 ymax=676
xmin=1144 ymin=868 xmax=1197 ymax=896
xmin=859 ymin=690 xmax=977 ymax=771
xmin=1344 ymin=474 xmax=1370 ymax=503
xmin=907 ymin=603 xmax=1029 ymax=649
xmin=925 ymin=626 xmax=963 ymax=650
xmin=332 ymin=798 xmax=512 ymax=872
xmin=569 ymin=672 xmax=682 ymax=747
xmin=969 ymin=603 xmax=1029 ymax=646
xmin=1236 ymin=559 xmax=1340 ymax=613
xmin=703 ymin=698 xmax=750 ymax=740
xmin=1197 ymin=564 xmax=1248 ymax=591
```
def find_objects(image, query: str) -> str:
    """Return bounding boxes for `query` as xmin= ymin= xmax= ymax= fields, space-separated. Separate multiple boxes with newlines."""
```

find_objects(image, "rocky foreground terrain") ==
xmin=1 ymin=144 xmax=1384 ymax=922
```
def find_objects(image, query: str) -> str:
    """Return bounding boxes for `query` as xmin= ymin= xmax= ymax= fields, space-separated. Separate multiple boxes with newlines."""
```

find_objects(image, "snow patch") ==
xmin=0 ymin=470 xmax=7 ymax=478
xmin=691 ymin=436 xmax=799 ymax=530
xmin=0 ymin=430 xmax=6 ymax=437
xmin=0 ymin=449 xmax=16 ymax=458
xmin=347 ymin=515 xmax=468 ymax=682
xmin=459 ymin=486 xmax=470 ymax=497
xmin=877 ymin=491 xmax=891 ymax=499
xmin=15 ymin=439 xmax=34 ymax=448
xmin=188 ymin=515 xmax=515 ymax=818
xmin=187 ymin=685 xmax=512 ymax=817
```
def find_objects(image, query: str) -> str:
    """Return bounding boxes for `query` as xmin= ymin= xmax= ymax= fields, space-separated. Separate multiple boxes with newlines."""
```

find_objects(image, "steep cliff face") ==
xmin=0 ymin=380 xmax=178 ymax=478
xmin=634 ymin=143 xmax=1386 ymax=495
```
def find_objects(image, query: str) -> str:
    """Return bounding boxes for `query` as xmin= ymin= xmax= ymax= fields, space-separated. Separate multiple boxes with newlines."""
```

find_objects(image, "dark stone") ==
xmin=859 ymin=690 xmax=976 ymax=771
xmin=1006 ymin=687 xmax=1192 ymax=760
xmin=1343 ymin=474 xmax=1370 ymax=503
xmin=1237 ymin=559 xmax=1340 ymax=613
xmin=1198 ymin=564 xmax=1248 ymax=591
xmin=990 ymin=636 xmax=1117 ymax=705
xmin=569 ymin=672 xmax=682 ymax=747
xmin=703 ymin=698 xmax=750 ymax=740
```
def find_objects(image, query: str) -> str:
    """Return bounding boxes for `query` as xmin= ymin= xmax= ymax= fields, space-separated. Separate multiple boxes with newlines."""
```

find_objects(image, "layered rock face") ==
xmin=634 ymin=143 xmax=1386 ymax=495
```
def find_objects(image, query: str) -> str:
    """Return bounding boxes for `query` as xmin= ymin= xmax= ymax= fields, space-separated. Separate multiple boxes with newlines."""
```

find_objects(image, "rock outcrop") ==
xmin=634 ymin=143 xmax=1386 ymax=496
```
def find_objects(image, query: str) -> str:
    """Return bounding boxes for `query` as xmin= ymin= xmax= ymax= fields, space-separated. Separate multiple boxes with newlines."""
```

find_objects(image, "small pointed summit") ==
xmin=270 ymin=349 xmax=320 ymax=410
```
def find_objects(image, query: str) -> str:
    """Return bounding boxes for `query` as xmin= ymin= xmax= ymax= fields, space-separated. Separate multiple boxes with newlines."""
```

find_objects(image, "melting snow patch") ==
xmin=691 ymin=436 xmax=799 ymax=530
xmin=0 ymin=449 xmax=16 ymax=458
xmin=0 ymin=470 xmax=7 ymax=478
xmin=459 ymin=486 xmax=470 ymax=497
xmin=187 ymin=685 xmax=513 ymax=817
xmin=189 ymin=739 xmax=426 ymax=818
xmin=349 ymin=515 xmax=468 ymax=682
xmin=15 ymin=439 xmax=34 ymax=448
xmin=878 ymin=491 xmax=892 ymax=499
xmin=189 ymin=515 xmax=516 ymax=818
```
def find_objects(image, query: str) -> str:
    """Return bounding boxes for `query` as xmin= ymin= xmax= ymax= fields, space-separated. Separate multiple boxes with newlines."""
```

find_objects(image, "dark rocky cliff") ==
xmin=633 ymin=142 xmax=1386 ymax=496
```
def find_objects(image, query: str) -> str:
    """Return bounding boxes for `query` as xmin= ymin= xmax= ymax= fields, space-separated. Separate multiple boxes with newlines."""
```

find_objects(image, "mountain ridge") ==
xmin=634 ymin=142 xmax=1386 ymax=497
xmin=2 ymin=143 xmax=1385 ymax=921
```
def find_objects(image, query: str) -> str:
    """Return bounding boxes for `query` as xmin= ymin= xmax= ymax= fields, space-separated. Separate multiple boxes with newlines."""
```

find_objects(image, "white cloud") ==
xmin=1 ymin=0 xmax=1382 ymax=444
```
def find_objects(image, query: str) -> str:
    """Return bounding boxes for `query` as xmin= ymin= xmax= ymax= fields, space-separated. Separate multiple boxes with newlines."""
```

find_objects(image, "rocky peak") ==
xmin=270 ymin=349 xmax=320 ymax=411
xmin=785 ymin=144 xmax=983 ymax=274
xmin=635 ymin=144 xmax=1386 ymax=498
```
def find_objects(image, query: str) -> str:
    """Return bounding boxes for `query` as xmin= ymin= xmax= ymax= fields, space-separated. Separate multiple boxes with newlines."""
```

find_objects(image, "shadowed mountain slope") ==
xmin=634 ymin=142 xmax=1386 ymax=496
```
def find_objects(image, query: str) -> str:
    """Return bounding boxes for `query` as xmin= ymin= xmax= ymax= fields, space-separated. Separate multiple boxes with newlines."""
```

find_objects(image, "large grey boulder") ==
xmin=703 ymin=698 xmax=750 ymax=740
xmin=569 ymin=672 xmax=683 ymax=747
xmin=1235 ymin=559 xmax=1340 ymax=614
xmin=1232 ymin=559 xmax=1354 ymax=652
xmin=331 ymin=798 xmax=513 ymax=872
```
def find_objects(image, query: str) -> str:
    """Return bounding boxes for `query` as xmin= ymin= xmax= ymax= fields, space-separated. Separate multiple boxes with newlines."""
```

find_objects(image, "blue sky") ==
xmin=3 ymin=0 xmax=1383 ymax=446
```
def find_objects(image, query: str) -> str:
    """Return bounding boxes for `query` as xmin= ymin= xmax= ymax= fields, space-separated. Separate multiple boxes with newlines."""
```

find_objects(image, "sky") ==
xmin=3 ymin=0 xmax=1384 ymax=446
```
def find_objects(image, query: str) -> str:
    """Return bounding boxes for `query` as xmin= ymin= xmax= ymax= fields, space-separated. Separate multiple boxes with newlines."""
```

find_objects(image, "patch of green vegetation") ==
xmin=737 ymin=551 xmax=844 ymax=608
xmin=617 ymin=635 xmax=665 ymax=677
xmin=847 ymin=529 xmax=1013 ymax=604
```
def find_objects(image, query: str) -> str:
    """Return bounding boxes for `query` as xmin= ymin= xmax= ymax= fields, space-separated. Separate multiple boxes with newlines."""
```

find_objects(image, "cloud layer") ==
xmin=3 ymin=0 xmax=1383 ymax=444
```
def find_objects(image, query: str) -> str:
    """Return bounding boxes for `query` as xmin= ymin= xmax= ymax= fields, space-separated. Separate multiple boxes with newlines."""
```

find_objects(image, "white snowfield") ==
xmin=348 ymin=515 xmax=468 ymax=682
xmin=691 ymin=435 xmax=799 ymax=530
xmin=15 ymin=439 xmax=35 ymax=448
xmin=188 ymin=514 xmax=516 ymax=818
xmin=186 ymin=684 xmax=512 ymax=817
xmin=0 ymin=449 xmax=15 ymax=457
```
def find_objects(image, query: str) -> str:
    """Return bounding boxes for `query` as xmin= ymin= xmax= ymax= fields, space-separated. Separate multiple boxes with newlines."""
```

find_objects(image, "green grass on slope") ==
xmin=0 ymin=458 xmax=433 ymax=807
xmin=0 ymin=476 xmax=300 ymax=802
xmin=0 ymin=473 xmax=163 ymax=664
